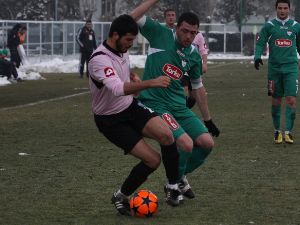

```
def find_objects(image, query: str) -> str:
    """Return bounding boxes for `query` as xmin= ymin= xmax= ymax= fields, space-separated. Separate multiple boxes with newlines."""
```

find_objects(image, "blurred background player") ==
xmin=254 ymin=0 xmax=300 ymax=144
xmin=88 ymin=14 xmax=179 ymax=215
xmin=183 ymin=32 xmax=220 ymax=137
xmin=7 ymin=24 xmax=27 ymax=68
xmin=76 ymin=19 xmax=97 ymax=78
xmin=164 ymin=8 xmax=176 ymax=30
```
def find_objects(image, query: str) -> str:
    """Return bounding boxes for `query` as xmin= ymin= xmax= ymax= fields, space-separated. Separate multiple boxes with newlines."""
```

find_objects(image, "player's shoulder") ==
xmin=265 ymin=19 xmax=277 ymax=27
xmin=189 ymin=45 xmax=200 ymax=56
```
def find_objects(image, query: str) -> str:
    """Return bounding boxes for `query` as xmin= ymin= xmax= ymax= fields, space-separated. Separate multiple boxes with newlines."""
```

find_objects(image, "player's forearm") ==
xmin=202 ymin=54 xmax=208 ymax=64
xmin=124 ymin=81 xmax=150 ymax=95
xmin=130 ymin=0 xmax=159 ymax=21
xmin=123 ymin=79 xmax=162 ymax=95
xmin=192 ymin=87 xmax=211 ymax=121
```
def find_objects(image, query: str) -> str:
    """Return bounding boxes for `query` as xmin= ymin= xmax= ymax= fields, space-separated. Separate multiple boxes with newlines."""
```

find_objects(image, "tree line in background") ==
xmin=0 ymin=0 xmax=299 ymax=28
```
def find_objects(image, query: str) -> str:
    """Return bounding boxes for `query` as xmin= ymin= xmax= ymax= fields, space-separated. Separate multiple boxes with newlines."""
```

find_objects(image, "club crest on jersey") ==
xmin=162 ymin=113 xmax=179 ymax=130
xmin=275 ymin=39 xmax=292 ymax=47
xmin=162 ymin=64 xmax=183 ymax=80
xmin=287 ymin=31 xmax=292 ymax=36
xmin=104 ymin=67 xmax=115 ymax=77
xmin=182 ymin=60 xmax=187 ymax=67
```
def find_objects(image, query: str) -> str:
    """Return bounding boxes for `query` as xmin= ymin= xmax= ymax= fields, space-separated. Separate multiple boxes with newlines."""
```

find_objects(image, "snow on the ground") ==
xmin=0 ymin=54 xmax=256 ymax=86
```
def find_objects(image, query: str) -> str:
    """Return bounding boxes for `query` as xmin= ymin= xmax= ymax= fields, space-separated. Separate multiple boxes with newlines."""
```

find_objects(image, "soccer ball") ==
xmin=129 ymin=189 xmax=158 ymax=217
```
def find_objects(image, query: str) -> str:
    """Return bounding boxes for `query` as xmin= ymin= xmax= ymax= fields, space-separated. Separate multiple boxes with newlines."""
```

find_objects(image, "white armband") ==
xmin=190 ymin=77 xmax=203 ymax=89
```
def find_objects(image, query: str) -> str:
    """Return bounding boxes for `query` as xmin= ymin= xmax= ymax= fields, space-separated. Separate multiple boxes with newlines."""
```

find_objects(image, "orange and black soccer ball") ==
xmin=129 ymin=189 xmax=158 ymax=217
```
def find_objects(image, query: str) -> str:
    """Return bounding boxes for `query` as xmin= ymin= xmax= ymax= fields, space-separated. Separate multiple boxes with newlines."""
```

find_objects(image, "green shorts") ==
xmin=142 ymin=101 xmax=208 ymax=140
xmin=268 ymin=62 xmax=299 ymax=97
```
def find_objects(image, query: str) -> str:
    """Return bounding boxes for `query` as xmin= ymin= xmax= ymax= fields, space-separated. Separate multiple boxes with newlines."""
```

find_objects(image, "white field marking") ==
xmin=0 ymin=91 xmax=89 ymax=112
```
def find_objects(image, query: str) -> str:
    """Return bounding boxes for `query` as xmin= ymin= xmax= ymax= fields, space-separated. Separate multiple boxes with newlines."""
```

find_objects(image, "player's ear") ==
xmin=112 ymin=32 xmax=120 ymax=41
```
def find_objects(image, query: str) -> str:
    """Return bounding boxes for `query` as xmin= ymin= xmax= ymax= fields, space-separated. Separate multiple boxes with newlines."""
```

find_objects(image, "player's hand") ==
xmin=130 ymin=72 xmax=141 ymax=83
xmin=254 ymin=59 xmax=263 ymax=70
xmin=204 ymin=119 xmax=220 ymax=137
xmin=186 ymin=96 xmax=196 ymax=108
xmin=152 ymin=76 xmax=171 ymax=88
xmin=202 ymin=63 xmax=208 ymax=73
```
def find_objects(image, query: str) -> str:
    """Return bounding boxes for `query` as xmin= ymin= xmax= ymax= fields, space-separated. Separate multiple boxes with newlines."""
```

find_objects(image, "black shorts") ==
xmin=94 ymin=99 xmax=157 ymax=154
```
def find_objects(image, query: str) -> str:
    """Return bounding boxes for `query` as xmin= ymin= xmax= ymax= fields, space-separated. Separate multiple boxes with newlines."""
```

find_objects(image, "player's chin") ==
xmin=121 ymin=46 xmax=131 ymax=53
xmin=182 ymin=41 xmax=192 ymax=48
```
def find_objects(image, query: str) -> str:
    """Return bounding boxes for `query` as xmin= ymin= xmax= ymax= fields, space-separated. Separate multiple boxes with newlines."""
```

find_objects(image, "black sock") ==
xmin=121 ymin=161 xmax=155 ymax=196
xmin=161 ymin=142 xmax=179 ymax=184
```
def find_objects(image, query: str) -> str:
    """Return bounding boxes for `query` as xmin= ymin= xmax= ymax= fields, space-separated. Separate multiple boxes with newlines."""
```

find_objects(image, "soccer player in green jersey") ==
xmin=131 ymin=0 xmax=215 ymax=205
xmin=254 ymin=0 xmax=300 ymax=144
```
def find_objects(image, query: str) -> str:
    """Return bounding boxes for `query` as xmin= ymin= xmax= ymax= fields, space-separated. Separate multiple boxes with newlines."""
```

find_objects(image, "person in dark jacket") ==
xmin=0 ymin=49 xmax=21 ymax=82
xmin=7 ymin=24 xmax=27 ymax=68
xmin=76 ymin=19 xmax=97 ymax=78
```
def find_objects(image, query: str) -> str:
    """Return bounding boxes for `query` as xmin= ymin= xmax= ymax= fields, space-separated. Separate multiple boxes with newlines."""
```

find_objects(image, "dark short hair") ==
xmin=177 ymin=12 xmax=199 ymax=28
xmin=164 ymin=9 xmax=176 ymax=18
xmin=86 ymin=19 xmax=92 ymax=23
xmin=20 ymin=25 xmax=27 ymax=31
xmin=109 ymin=14 xmax=138 ymax=38
xmin=275 ymin=0 xmax=290 ymax=8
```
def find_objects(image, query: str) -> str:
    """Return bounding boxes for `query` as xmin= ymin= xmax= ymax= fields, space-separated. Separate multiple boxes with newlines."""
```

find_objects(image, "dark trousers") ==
xmin=9 ymin=48 xmax=21 ymax=68
xmin=0 ymin=59 xmax=18 ymax=79
xmin=79 ymin=50 xmax=93 ymax=77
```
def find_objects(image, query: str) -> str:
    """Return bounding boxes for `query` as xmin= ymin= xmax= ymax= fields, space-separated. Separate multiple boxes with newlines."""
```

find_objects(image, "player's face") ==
xmin=165 ymin=11 xmax=176 ymax=28
xmin=276 ymin=3 xmax=289 ymax=20
xmin=116 ymin=33 xmax=136 ymax=53
xmin=176 ymin=21 xmax=198 ymax=48
xmin=86 ymin=22 xmax=92 ymax=30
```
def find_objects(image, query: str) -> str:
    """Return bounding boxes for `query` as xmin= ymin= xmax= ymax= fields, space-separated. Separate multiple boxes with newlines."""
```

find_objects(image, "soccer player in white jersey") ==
xmin=88 ymin=14 xmax=181 ymax=215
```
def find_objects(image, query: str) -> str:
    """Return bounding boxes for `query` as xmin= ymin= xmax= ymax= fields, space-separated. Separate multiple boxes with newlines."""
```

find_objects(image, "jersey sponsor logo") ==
xmin=104 ymin=67 xmax=115 ymax=77
xmin=162 ymin=113 xmax=179 ymax=130
xmin=162 ymin=64 xmax=183 ymax=80
xmin=275 ymin=39 xmax=292 ymax=47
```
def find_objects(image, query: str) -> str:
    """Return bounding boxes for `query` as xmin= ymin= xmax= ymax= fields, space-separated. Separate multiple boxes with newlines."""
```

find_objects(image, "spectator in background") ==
xmin=0 ymin=49 xmax=21 ymax=82
xmin=76 ymin=19 xmax=97 ymax=78
xmin=7 ymin=24 xmax=27 ymax=68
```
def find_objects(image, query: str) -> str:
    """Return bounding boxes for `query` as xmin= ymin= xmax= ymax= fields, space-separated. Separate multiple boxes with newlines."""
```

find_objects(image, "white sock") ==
xmin=166 ymin=183 xmax=178 ymax=190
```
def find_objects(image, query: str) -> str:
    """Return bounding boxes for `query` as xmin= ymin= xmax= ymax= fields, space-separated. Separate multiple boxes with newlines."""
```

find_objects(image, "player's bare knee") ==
xmin=176 ymin=137 xmax=193 ymax=152
xmin=195 ymin=134 xmax=214 ymax=149
xmin=157 ymin=130 xmax=174 ymax=146
xmin=286 ymin=97 xmax=296 ymax=107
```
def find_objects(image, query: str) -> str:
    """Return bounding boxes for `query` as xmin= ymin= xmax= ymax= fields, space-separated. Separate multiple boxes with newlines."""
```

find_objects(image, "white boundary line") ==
xmin=0 ymin=61 xmax=244 ymax=112
xmin=0 ymin=91 xmax=89 ymax=112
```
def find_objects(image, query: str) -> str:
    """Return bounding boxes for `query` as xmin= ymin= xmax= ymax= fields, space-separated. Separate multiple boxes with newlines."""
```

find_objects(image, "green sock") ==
xmin=285 ymin=106 xmax=296 ymax=132
xmin=178 ymin=149 xmax=192 ymax=181
xmin=272 ymin=105 xmax=281 ymax=130
xmin=184 ymin=146 xmax=212 ymax=175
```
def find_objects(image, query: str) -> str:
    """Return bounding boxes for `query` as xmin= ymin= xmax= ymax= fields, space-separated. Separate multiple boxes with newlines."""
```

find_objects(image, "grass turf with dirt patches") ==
xmin=0 ymin=62 xmax=299 ymax=225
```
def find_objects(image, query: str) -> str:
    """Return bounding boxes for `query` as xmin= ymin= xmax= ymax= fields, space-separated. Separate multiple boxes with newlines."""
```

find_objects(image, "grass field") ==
xmin=0 ymin=60 xmax=299 ymax=225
